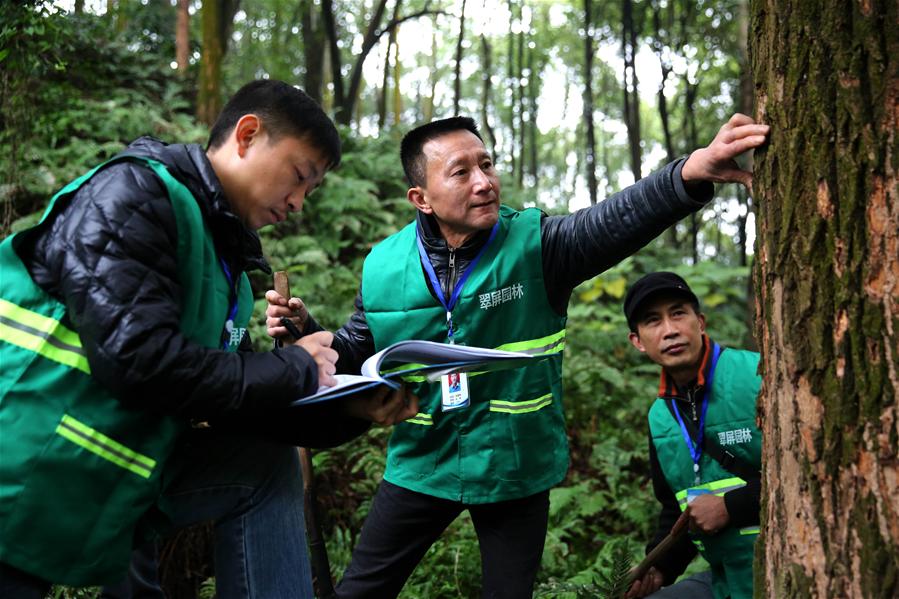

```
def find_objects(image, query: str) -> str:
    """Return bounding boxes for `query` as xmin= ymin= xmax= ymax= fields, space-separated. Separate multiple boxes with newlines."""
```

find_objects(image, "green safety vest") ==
xmin=362 ymin=206 xmax=568 ymax=503
xmin=0 ymin=156 xmax=253 ymax=585
xmin=648 ymin=346 xmax=762 ymax=599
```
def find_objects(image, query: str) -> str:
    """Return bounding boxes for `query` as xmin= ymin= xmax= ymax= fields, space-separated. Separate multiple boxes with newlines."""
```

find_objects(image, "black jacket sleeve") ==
xmin=540 ymin=159 xmax=713 ymax=314
xmin=646 ymin=429 xmax=698 ymax=584
xmin=331 ymin=289 xmax=377 ymax=375
xmin=723 ymin=477 xmax=761 ymax=528
xmin=21 ymin=162 xmax=320 ymax=420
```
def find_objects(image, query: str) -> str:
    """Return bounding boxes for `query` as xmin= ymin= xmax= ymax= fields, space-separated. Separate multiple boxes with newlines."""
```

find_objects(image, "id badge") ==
xmin=441 ymin=372 xmax=470 ymax=411
xmin=686 ymin=488 xmax=712 ymax=504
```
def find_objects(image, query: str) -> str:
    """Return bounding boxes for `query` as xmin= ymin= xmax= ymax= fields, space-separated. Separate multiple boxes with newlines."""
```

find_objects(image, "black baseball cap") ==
xmin=623 ymin=272 xmax=700 ymax=332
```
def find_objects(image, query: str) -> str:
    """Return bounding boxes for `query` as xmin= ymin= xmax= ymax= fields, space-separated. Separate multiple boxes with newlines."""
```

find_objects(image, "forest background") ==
xmin=3 ymin=0 xmax=762 ymax=597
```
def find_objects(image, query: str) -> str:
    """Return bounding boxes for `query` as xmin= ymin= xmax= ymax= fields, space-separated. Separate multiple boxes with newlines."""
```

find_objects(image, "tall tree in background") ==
xmin=752 ymin=1 xmax=899 ymax=597
xmin=175 ymin=0 xmax=189 ymax=75
xmin=582 ymin=0 xmax=598 ymax=204
xmin=301 ymin=0 xmax=326 ymax=104
xmin=505 ymin=0 xmax=517 ymax=178
xmin=452 ymin=0 xmax=467 ymax=115
xmin=322 ymin=0 xmax=436 ymax=125
xmin=197 ymin=0 xmax=240 ymax=126
xmin=378 ymin=0 xmax=403 ymax=130
xmin=479 ymin=33 xmax=497 ymax=156
xmin=515 ymin=3 xmax=525 ymax=186
xmin=620 ymin=0 xmax=642 ymax=182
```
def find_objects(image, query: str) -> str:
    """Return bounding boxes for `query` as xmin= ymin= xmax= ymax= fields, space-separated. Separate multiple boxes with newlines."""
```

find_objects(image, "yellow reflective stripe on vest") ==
xmin=0 ymin=299 xmax=90 ymax=374
xmin=489 ymin=393 xmax=553 ymax=414
xmin=381 ymin=329 xmax=566 ymax=382
xmin=55 ymin=414 xmax=156 ymax=479
xmin=740 ymin=525 xmax=760 ymax=535
xmin=406 ymin=413 xmax=434 ymax=426
xmin=495 ymin=329 xmax=566 ymax=356
xmin=675 ymin=477 xmax=747 ymax=510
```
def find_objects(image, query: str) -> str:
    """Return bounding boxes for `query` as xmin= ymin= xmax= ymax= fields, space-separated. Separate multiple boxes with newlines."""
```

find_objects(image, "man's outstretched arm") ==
xmin=541 ymin=113 xmax=769 ymax=310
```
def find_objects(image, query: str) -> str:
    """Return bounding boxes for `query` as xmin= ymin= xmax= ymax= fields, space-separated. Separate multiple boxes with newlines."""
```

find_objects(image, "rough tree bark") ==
xmin=752 ymin=0 xmax=899 ymax=597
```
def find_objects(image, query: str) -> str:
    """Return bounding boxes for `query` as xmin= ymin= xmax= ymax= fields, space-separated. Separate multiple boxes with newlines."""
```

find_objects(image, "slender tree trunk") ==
xmin=683 ymin=77 xmax=699 ymax=263
xmin=621 ymin=0 xmax=642 ymax=182
xmin=176 ymin=0 xmax=190 ymax=75
xmin=338 ymin=0 xmax=390 ymax=124
xmin=378 ymin=0 xmax=402 ymax=130
xmin=197 ymin=0 xmax=240 ymax=126
xmin=453 ymin=0 xmax=467 ymax=115
xmin=583 ymin=0 xmax=598 ymax=205
xmin=506 ymin=0 xmax=517 ymax=179
xmin=651 ymin=1 xmax=680 ymax=246
xmin=301 ymin=0 xmax=326 ymax=105
xmin=480 ymin=34 xmax=497 ymax=157
xmin=320 ymin=0 xmax=345 ymax=117
xmin=752 ymin=1 xmax=899 ymax=597
xmin=197 ymin=0 xmax=224 ymax=126
xmin=527 ymin=46 xmax=537 ymax=184
xmin=391 ymin=31 xmax=402 ymax=126
xmin=516 ymin=6 xmax=525 ymax=187
xmin=424 ymin=22 xmax=438 ymax=122
xmin=74 ymin=0 xmax=85 ymax=14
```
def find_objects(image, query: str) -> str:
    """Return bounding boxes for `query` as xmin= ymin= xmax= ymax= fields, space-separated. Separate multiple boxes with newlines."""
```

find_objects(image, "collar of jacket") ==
xmin=415 ymin=210 xmax=494 ymax=297
xmin=657 ymin=334 xmax=714 ymax=401
xmin=120 ymin=137 xmax=271 ymax=275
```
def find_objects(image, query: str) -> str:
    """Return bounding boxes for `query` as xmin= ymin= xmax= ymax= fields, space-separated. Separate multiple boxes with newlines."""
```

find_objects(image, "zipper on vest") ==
xmin=446 ymin=247 xmax=457 ymax=301
xmin=686 ymin=388 xmax=698 ymax=422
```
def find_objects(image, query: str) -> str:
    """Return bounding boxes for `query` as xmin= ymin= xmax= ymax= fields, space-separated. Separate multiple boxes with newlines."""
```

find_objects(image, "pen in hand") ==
xmin=280 ymin=316 xmax=304 ymax=341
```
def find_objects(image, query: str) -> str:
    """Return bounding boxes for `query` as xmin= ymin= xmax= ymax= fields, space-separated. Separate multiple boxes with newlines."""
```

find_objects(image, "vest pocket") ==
xmin=388 ymin=415 xmax=439 ymax=477
xmin=490 ymin=393 xmax=565 ymax=482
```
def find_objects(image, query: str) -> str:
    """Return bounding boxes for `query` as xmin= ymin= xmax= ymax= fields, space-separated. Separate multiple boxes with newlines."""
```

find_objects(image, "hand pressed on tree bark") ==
xmin=681 ymin=113 xmax=770 ymax=193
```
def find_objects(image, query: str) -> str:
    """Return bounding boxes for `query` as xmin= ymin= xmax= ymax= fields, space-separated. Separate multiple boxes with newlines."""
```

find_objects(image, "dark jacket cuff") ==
xmin=723 ymin=478 xmax=761 ymax=528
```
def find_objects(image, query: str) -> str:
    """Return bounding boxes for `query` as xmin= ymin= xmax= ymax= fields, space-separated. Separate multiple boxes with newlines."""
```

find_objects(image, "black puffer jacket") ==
xmin=326 ymin=158 xmax=712 ymax=371
xmin=18 ymin=137 xmax=365 ymax=446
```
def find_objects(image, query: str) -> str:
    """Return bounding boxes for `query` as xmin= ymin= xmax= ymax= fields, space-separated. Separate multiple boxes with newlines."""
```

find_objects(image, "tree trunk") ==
xmin=320 ymin=0 xmax=345 ymax=117
xmin=583 ymin=0 xmax=598 ymax=205
xmin=197 ymin=0 xmax=224 ymax=126
xmin=176 ymin=0 xmax=190 ymax=75
xmin=526 ymin=44 xmax=537 ymax=184
xmin=621 ymin=0 xmax=642 ymax=182
xmin=515 ymin=7 xmax=525 ymax=187
xmin=752 ymin=1 xmax=899 ymax=597
xmin=682 ymin=76 xmax=699 ymax=263
xmin=197 ymin=0 xmax=240 ymax=126
xmin=301 ymin=0 xmax=326 ymax=105
xmin=391 ymin=31 xmax=402 ymax=126
xmin=424 ymin=22 xmax=437 ymax=122
xmin=506 ymin=0 xmax=517 ymax=179
xmin=480 ymin=34 xmax=497 ymax=157
xmin=74 ymin=0 xmax=85 ymax=15
xmin=378 ymin=0 xmax=402 ymax=130
xmin=452 ymin=0 xmax=467 ymax=115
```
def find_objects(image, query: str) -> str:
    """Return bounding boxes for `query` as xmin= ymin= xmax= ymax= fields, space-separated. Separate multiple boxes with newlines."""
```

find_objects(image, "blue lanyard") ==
xmin=219 ymin=258 xmax=240 ymax=350
xmin=415 ymin=222 xmax=499 ymax=342
xmin=671 ymin=342 xmax=721 ymax=484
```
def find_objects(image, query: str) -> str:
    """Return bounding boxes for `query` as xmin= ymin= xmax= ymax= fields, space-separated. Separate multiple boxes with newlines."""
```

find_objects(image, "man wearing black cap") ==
xmin=623 ymin=272 xmax=762 ymax=599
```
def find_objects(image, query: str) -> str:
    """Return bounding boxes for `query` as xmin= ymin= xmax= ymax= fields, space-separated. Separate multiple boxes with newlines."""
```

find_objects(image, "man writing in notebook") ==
xmin=623 ymin=272 xmax=761 ymax=599
xmin=267 ymin=114 xmax=768 ymax=598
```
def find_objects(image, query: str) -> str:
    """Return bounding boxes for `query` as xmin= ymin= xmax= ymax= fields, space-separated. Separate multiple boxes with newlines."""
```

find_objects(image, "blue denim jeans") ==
xmin=160 ymin=429 xmax=313 ymax=599
xmin=647 ymin=570 xmax=715 ymax=599
xmin=0 ymin=430 xmax=313 ymax=599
